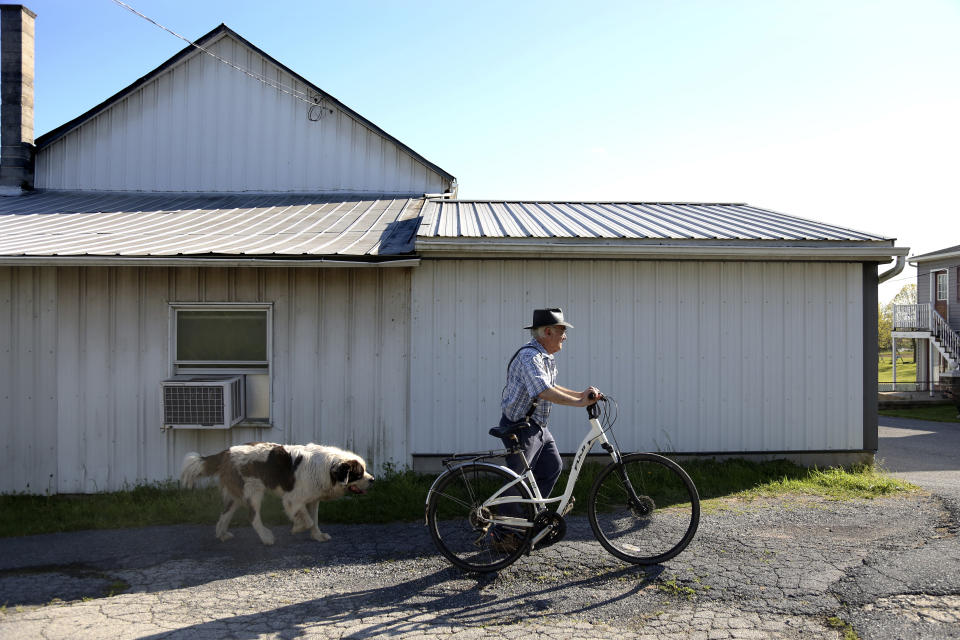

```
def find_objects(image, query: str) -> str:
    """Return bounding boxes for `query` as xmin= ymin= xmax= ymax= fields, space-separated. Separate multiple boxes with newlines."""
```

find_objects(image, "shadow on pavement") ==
xmin=878 ymin=417 xmax=960 ymax=474
xmin=0 ymin=516 xmax=613 ymax=607
xmin=132 ymin=563 xmax=665 ymax=640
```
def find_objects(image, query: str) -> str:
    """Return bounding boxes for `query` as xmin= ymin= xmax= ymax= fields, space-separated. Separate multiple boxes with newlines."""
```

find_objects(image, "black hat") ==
xmin=524 ymin=308 xmax=574 ymax=330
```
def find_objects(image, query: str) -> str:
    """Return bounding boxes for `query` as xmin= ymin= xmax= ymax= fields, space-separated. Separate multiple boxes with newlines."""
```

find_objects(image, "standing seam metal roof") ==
xmin=417 ymin=200 xmax=891 ymax=242
xmin=0 ymin=194 xmax=898 ymax=261
xmin=0 ymin=192 xmax=425 ymax=258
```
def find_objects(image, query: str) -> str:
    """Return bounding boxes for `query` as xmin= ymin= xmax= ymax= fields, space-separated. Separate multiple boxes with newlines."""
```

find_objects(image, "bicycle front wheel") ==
xmin=588 ymin=453 xmax=699 ymax=565
xmin=426 ymin=463 xmax=535 ymax=573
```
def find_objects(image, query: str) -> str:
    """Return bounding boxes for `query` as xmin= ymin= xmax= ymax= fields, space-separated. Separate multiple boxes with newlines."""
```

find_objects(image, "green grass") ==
xmin=826 ymin=616 xmax=861 ymax=640
xmin=0 ymin=459 xmax=916 ymax=538
xmin=879 ymin=404 xmax=960 ymax=423
xmin=726 ymin=463 xmax=913 ymax=500
xmin=0 ymin=466 xmax=437 ymax=538
xmin=878 ymin=355 xmax=916 ymax=382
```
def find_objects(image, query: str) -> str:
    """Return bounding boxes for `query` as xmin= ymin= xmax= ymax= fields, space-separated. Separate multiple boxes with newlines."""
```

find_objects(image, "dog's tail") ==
xmin=180 ymin=451 xmax=211 ymax=488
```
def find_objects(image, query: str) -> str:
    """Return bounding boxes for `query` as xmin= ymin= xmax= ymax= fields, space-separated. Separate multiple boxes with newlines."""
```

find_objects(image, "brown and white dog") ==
xmin=180 ymin=442 xmax=374 ymax=545
xmin=281 ymin=444 xmax=375 ymax=542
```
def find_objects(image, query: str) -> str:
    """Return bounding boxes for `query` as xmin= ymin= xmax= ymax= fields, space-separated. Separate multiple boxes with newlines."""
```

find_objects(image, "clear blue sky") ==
xmin=22 ymin=0 xmax=960 ymax=300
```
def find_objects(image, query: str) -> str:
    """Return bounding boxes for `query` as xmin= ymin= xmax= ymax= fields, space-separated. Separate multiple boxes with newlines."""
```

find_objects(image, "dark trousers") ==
xmin=499 ymin=417 xmax=563 ymax=500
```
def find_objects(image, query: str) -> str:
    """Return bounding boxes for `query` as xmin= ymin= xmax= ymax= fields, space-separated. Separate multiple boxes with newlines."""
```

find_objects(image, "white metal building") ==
xmin=0 ymin=13 xmax=907 ymax=494
xmin=408 ymin=201 xmax=904 ymax=466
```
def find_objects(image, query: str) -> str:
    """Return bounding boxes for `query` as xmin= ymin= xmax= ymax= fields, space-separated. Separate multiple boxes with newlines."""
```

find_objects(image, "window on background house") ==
xmin=169 ymin=304 xmax=273 ymax=423
xmin=936 ymin=272 xmax=948 ymax=301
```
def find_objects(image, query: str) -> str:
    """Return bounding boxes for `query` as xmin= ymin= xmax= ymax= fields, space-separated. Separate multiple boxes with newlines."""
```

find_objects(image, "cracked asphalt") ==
xmin=0 ymin=415 xmax=958 ymax=639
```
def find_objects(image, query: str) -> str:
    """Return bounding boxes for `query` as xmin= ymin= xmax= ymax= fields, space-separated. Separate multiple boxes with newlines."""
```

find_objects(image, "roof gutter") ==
xmin=416 ymin=240 xmax=910 ymax=262
xmin=909 ymin=249 xmax=960 ymax=266
xmin=0 ymin=256 xmax=421 ymax=268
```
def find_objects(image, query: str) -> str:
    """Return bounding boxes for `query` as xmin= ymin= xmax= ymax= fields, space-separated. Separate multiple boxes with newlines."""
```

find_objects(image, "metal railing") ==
xmin=931 ymin=309 xmax=960 ymax=365
xmin=892 ymin=303 xmax=960 ymax=364
xmin=892 ymin=304 xmax=930 ymax=331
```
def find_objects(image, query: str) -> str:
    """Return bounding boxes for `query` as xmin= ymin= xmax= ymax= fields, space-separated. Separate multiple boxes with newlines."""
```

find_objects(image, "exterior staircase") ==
xmin=893 ymin=304 xmax=960 ymax=370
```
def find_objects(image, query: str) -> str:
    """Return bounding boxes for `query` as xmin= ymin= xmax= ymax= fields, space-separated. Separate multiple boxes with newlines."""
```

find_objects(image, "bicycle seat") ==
xmin=489 ymin=420 xmax=529 ymax=439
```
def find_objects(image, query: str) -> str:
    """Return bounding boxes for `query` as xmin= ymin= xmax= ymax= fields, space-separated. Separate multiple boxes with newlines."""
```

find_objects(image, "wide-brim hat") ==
xmin=524 ymin=308 xmax=574 ymax=330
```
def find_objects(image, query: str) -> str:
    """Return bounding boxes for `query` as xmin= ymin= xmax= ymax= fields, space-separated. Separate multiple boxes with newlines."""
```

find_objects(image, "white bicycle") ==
xmin=425 ymin=395 xmax=700 ymax=572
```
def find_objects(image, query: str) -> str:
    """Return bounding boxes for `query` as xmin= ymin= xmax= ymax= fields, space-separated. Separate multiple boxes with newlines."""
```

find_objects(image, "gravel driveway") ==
xmin=0 ymin=419 xmax=958 ymax=639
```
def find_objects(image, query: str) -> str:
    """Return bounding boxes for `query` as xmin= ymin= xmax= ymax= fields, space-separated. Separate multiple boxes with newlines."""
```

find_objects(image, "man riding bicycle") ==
xmin=493 ymin=308 xmax=601 ymax=550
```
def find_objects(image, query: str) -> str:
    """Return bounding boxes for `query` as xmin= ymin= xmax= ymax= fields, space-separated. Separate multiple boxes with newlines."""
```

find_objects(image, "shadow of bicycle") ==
xmin=134 ymin=561 xmax=665 ymax=639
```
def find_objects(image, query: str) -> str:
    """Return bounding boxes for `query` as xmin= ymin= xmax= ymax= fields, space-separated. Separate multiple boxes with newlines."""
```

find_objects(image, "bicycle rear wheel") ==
xmin=426 ymin=462 xmax=535 ymax=573
xmin=588 ymin=453 xmax=699 ymax=565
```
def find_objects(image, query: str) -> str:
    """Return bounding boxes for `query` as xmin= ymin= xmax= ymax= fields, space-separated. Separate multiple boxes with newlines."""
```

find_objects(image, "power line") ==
xmin=108 ymin=0 xmax=324 ymax=108
xmin=881 ymin=273 xmax=919 ymax=287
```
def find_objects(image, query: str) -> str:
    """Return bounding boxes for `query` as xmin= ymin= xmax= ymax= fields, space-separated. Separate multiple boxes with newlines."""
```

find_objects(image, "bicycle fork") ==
xmin=601 ymin=441 xmax=649 ymax=514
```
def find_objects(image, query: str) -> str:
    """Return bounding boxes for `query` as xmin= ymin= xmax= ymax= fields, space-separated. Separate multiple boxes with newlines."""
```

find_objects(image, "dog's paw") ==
xmin=310 ymin=530 xmax=331 ymax=543
xmin=291 ymin=517 xmax=312 ymax=534
xmin=259 ymin=531 xmax=276 ymax=545
xmin=218 ymin=531 xmax=234 ymax=541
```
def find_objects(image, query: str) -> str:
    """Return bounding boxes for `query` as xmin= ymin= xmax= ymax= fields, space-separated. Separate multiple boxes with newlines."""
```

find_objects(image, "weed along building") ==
xmin=0 ymin=7 xmax=908 ymax=494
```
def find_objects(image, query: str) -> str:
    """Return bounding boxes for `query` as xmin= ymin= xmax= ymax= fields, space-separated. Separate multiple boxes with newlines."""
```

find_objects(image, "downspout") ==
xmin=877 ymin=254 xmax=907 ymax=394
xmin=878 ymin=255 xmax=905 ymax=284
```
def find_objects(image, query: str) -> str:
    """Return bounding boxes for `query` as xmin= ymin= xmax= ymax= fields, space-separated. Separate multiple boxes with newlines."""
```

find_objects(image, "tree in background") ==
xmin=879 ymin=302 xmax=893 ymax=352
xmin=892 ymin=283 xmax=918 ymax=306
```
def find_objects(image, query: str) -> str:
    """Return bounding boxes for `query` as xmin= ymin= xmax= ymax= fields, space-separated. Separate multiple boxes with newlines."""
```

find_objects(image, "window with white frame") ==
xmin=936 ymin=272 xmax=948 ymax=302
xmin=170 ymin=303 xmax=272 ymax=422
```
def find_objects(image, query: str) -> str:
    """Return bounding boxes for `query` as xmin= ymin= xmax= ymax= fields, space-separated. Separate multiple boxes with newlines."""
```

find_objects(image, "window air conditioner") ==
xmin=160 ymin=376 xmax=246 ymax=429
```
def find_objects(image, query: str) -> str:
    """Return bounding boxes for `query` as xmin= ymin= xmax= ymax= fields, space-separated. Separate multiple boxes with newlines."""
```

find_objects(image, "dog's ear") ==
xmin=292 ymin=454 xmax=304 ymax=472
xmin=331 ymin=462 xmax=351 ymax=485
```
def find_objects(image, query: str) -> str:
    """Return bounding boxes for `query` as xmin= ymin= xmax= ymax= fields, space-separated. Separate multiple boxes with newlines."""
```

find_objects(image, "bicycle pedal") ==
xmin=562 ymin=497 xmax=575 ymax=516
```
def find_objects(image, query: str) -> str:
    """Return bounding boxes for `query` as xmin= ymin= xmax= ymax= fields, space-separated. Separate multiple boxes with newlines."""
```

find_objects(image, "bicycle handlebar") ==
xmin=587 ymin=391 xmax=604 ymax=419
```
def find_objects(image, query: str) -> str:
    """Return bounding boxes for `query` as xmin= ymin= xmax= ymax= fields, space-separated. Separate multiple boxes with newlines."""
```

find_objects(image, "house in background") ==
xmin=892 ymin=244 xmax=960 ymax=390
xmin=0 ymin=5 xmax=908 ymax=494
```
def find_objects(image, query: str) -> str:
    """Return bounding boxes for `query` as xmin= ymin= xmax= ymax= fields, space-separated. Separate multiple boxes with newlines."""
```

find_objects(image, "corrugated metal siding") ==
xmin=0 ymin=267 xmax=58 ymax=493
xmin=0 ymin=192 xmax=424 ymax=257
xmin=35 ymin=32 xmax=449 ymax=195
xmin=409 ymin=259 xmax=864 ymax=455
xmin=0 ymin=265 xmax=410 ymax=493
xmin=418 ymin=201 xmax=889 ymax=242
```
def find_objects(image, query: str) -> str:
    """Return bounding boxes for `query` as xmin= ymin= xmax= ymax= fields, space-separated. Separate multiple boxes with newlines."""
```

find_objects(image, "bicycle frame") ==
xmin=480 ymin=413 xmax=623 ymax=541
xmin=427 ymin=396 xmax=700 ymax=570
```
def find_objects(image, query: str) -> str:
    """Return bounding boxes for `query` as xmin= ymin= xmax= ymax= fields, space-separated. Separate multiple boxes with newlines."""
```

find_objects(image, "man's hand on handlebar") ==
xmin=583 ymin=387 xmax=603 ymax=405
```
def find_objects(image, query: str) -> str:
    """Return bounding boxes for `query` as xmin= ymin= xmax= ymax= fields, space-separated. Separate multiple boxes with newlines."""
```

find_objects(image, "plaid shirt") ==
xmin=501 ymin=339 xmax=557 ymax=425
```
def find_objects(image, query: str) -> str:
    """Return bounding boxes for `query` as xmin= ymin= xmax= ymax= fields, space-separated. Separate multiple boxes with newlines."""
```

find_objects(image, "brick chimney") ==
xmin=0 ymin=4 xmax=35 ymax=195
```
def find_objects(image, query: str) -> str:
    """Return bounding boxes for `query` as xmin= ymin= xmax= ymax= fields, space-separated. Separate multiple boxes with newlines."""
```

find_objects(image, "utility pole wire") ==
xmin=107 ymin=0 xmax=323 ymax=107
